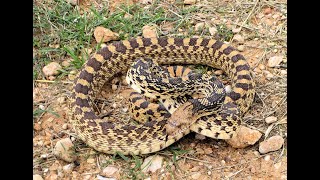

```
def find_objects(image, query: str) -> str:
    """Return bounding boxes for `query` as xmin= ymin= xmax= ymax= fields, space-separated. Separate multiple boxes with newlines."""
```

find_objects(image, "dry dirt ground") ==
xmin=33 ymin=0 xmax=287 ymax=179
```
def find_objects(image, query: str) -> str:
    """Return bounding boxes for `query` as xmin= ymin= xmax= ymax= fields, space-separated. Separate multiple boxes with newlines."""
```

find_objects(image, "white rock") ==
xmin=268 ymin=56 xmax=283 ymax=67
xmin=195 ymin=22 xmax=205 ymax=31
xmin=141 ymin=155 xmax=164 ymax=173
xmin=237 ymin=45 xmax=245 ymax=52
xmin=191 ymin=172 xmax=201 ymax=179
xmin=63 ymin=163 xmax=75 ymax=173
xmin=111 ymin=84 xmax=118 ymax=91
xmin=184 ymin=0 xmax=196 ymax=5
xmin=142 ymin=25 xmax=157 ymax=38
xmin=225 ymin=85 xmax=232 ymax=93
xmin=57 ymin=97 xmax=65 ymax=104
xmin=259 ymin=135 xmax=284 ymax=154
xmin=266 ymin=73 xmax=274 ymax=79
xmin=265 ymin=116 xmax=277 ymax=124
xmin=195 ymin=134 xmax=206 ymax=140
xmin=226 ymin=125 xmax=262 ymax=148
xmin=102 ymin=165 xmax=119 ymax=177
xmin=62 ymin=123 xmax=68 ymax=130
xmin=33 ymin=174 xmax=44 ymax=180
xmin=233 ymin=34 xmax=244 ymax=43
xmin=40 ymin=154 xmax=49 ymax=159
xmin=280 ymin=70 xmax=287 ymax=75
xmin=53 ymin=138 xmax=77 ymax=162
xmin=87 ymin=158 xmax=95 ymax=164
xmin=39 ymin=104 xmax=45 ymax=110
xmin=94 ymin=26 xmax=119 ymax=43
xmin=264 ymin=155 xmax=270 ymax=161
xmin=97 ymin=175 xmax=116 ymax=180
xmin=61 ymin=60 xmax=71 ymax=67
xmin=232 ymin=28 xmax=241 ymax=33
xmin=209 ymin=27 xmax=218 ymax=36
xmin=42 ymin=62 xmax=62 ymax=76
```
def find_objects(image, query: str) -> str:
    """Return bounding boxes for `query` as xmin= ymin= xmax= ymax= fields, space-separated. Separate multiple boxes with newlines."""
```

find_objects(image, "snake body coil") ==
xmin=69 ymin=37 xmax=255 ymax=155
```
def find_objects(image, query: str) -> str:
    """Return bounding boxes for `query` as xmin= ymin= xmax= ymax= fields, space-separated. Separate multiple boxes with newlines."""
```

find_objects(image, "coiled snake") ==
xmin=69 ymin=37 xmax=255 ymax=155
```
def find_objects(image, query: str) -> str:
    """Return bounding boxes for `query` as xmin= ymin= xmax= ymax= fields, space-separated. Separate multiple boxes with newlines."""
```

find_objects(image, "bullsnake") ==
xmin=69 ymin=37 xmax=255 ymax=155
xmin=126 ymin=58 xmax=226 ymax=123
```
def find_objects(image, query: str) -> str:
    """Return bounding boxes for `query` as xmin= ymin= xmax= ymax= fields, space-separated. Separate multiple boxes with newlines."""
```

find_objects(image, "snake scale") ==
xmin=69 ymin=37 xmax=255 ymax=155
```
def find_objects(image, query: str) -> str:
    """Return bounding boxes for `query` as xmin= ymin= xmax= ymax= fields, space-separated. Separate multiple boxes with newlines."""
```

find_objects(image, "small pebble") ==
xmin=226 ymin=125 xmax=262 ymax=148
xmin=264 ymin=155 xmax=271 ymax=161
xmin=232 ymin=28 xmax=241 ymax=33
xmin=207 ymin=171 xmax=212 ymax=175
xmin=209 ymin=27 xmax=217 ymax=36
xmin=280 ymin=70 xmax=287 ymax=75
xmin=62 ymin=123 xmax=69 ymax=130
xmin=122 ymin=108 xmax=128 ymax=113
xmin=233 ymin=34 xmax=244 ymax=43
xmin=42 ymin=62 xmax=62 ymax=76
xmin=40 ymin=154 xmax=49 ymax=159
xmin=71 ymin=137 xmax=76 ymax=142
xmin=225 ymin=85 xmax=232 ymax=93
xmin=191 ymin=172 xmax=201 ymax=179
xmin=266 ymin=73 xmax=274 ymax=79
xmin=111 ymin=84 xmax=118 ymax=91
xmin=61 ymin=60 xmax=71 ymax=67
xmin=221 ymin=160 xmax=226 ymax=165
xmin=268 ymin=56 xmax=283 ymax=67
xmin=265 ymin=116 xmax=277 ymax=124
xmin=184 ymin=0 xmax=196 ymax=5
xmin=53 ymin=138 xmax=77 ymax=162
xmin=102 ymin=165 xmax=119 ymax=177
xmin=237 ymin=45 xmax=245 ymax=51
xmin=87 ymin=158 xmax=95 ymax=164
xmin=43 ymin=168 xmax=49 ymax=173
xmin=141 ymin=155 xmax=164 ymax=173
xmin=39 ymin=105 xmax=45 ymax=110
xmin=57 ymin=97 xmax=65 ymax=104
xmin=33 ymin=174 xmax=44 ymax=180
xmin=142 ymin=25 xmax=157 ymax=38
xmin=259 ymin=135 xmax=284 ymax=154
xmin=112 ymin=103 xmax=117 ymax=108
xmin=258 ymin=64 xmax=265 ymax=70
xmin=63 ymin=163 xmax=75 ymax=173
xmin=195 ymin=22 xmax=205 ymax=31
xmin=94 ymin=26 xmax=119 ymax=43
